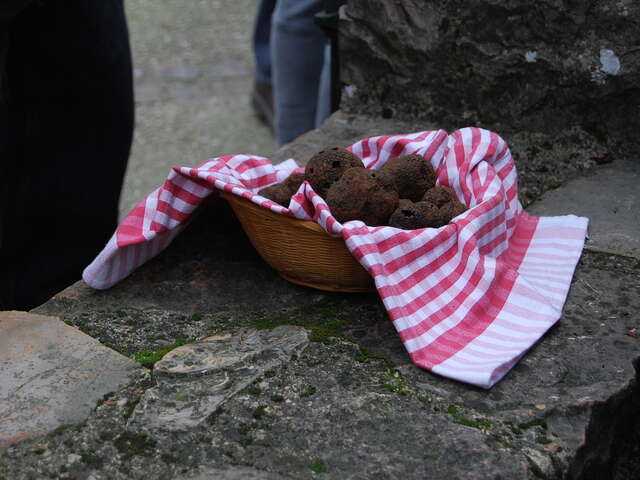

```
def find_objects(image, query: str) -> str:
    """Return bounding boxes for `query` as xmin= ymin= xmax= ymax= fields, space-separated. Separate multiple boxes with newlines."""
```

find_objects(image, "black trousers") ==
xmin=0 ymin=0 xmax=134 ymax=310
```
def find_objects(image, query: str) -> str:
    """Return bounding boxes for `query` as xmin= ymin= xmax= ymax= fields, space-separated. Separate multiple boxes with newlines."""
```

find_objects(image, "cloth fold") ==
xmin=83 ymin=127 xmax=588 ymax=388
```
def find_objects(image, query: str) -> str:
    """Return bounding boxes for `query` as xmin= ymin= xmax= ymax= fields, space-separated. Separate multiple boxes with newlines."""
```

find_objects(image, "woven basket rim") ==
xmin=218 ymin=190 xmax=327 ymax=234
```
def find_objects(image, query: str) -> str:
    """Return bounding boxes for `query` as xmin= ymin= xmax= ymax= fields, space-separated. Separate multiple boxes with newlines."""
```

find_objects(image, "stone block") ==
xmin=339 ymin=0 xmax=640 ymax=154
xmin=0 ymin=311 xmax=143 ymax=448
xmin=528 ymin=159 xmax=640 ymax=259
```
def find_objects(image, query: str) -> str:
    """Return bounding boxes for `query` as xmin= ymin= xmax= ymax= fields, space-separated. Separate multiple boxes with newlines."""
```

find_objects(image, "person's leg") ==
xmin=253 ymin=0 xmax=276 ymax=86
xmin=251 ymin=0 xmax=277 ymax=130
xmin=315 ymin=41 xmax=332 ymax=128
xmin=271 ymin=0 xmax=326 ymax=146
xmin=1 ymin=0 xmax=133 ymax=310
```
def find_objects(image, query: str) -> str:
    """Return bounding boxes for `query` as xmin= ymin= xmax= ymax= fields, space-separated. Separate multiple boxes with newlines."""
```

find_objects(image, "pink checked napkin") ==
xmin=84 ymin=128 xmax=588 ymax=388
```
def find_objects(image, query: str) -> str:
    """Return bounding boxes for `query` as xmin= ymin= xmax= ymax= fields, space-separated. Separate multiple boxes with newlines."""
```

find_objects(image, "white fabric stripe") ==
xmin=158 ymin=189 xmax=196 ymax=214
xmin=400 ymin=255 xmax=496 ymax=353
xmin=142 ymin=187 xmax=161 ymax=239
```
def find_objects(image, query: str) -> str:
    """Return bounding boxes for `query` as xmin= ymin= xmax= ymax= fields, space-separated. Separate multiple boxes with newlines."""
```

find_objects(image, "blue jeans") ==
xmin=252 ymin=0 xmax=275 ymax=85
xmin=254 ymin=0 xmax=330 ymax=146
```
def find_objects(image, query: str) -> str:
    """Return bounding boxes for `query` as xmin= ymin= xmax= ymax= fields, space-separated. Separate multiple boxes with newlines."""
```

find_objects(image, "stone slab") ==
xmin=129 ymin=326 xmax=309 ymax=431
xmin=0 ymin=311 xmax=143 ymax=448
xmin=527 ymin=159 xmax=640 ymax=259
xmin=13 ymin=113 xmax=640 ymax=478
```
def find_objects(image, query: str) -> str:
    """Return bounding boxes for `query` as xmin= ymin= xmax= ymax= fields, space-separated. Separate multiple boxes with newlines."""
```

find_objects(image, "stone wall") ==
xmin=339 ymin=0 xmax=640 ymax=153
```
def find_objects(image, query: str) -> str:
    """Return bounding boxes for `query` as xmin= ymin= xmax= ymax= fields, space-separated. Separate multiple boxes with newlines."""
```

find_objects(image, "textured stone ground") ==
xmin=1 ymin=114 xmax=638 ymax=479
xmin=528 ymin=159 xmax=640 ymax=260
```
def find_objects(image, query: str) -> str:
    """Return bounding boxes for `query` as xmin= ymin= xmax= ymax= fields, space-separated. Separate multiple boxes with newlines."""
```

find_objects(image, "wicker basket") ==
xmin=220 ymin=190 xmax=375 ymax=292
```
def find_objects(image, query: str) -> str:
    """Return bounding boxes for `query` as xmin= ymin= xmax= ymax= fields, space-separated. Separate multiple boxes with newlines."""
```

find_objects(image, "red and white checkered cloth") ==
xmin=84 ymin=128 xmax=588 ymax=388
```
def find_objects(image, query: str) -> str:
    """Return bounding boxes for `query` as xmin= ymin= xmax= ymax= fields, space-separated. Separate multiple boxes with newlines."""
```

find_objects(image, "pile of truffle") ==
xmin=258 ymin=147 xmax=467 ymax=230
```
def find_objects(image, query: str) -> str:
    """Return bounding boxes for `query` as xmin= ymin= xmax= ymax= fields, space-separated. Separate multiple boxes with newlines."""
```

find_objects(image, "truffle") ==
xmin=257 ymin=172 xmax=306 ymax=206
xmin=258 ymin=183 xmax=292 ymax=206
xmin=421 ymin=186 xmax=458 ymax=207
xmin=398 ymin=198 xmax=413 ymax=209
xmin=389 ymin=201 xmax=447 ymax=230
xmin=381 ymin=154 xmax=436 ymax=202
xmin=282 ymin=172 xmax=305 ymax=193
xmin=304 ymin=147 xmax=364 ymax=198
xmin=440 ymin=200 xmax=467 ymax=221
xmin=325 ymin=168 xmax=399 ymax=226
xmin=422 ymin=185 xmax=467 ymax=220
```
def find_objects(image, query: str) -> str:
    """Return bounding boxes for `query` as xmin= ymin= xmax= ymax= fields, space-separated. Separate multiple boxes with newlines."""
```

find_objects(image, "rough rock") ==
xmin=339 ymin=0 xmax=640 ymax=154
xmin=2 ymin=114 xmax=638 ymax=479
xmin=129 ymin=327 xmax=309 ymax=430
xmin=567 ymin=357 xmax=640 ymax=480
xmin=0 ymin=311 xmax=143 ymax=449
xmin=528 ymin=158 xmax=640 ymax=259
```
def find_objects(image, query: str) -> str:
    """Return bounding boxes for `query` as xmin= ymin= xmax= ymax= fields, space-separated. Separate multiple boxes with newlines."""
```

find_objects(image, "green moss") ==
xmin=490 ymin=434 xmax=514 ymax=449
xmin=248 ymin=386 xmax=262 ymax=395
xmin=252 ymin=405 xmax=268 ymax=419
xmin=47 ymin=423 xmax=75 ymax=437
xmin=161 ymin=452 xmax=177 ymax=464
xmin=443 ymin=405 xmax=459 ymax=415
xmin=310 ymin=458 xmax=327 ymax=474
xmin=113 ymin=432 xmax=157 ymax=457
xmin=380 ymin=370 xmax=413 ymax=396
xmin=443 ymin=404 xmax=493 ymax=430
xmin=239 ymin=437 xmax=253 ymax=447
xmin=113 ymin=306 xmax=145 ymax=317
xmin=270 ymin=394 xmax=285 ymax=403
xmin=81 ymin=452 xmax=104 ymax=468
xmin=455 ymin=416 xmax=493 ymax=429
xmin=249 ymin=298 xmax=349 ymax=343
xmin=300 ymin=385 xmax=317 ymax=397
xmin=98 ymin=431 xmax=114 ymax=442
xmin=504 ymin=420 xmax=522 ymax=435
xmin=355 ymin=348 xmax=394 ymax=367
xmin=518 ymin=417 xmax=548 ymax=431
xmin=132 ymin=338 xmax=194 ymax=366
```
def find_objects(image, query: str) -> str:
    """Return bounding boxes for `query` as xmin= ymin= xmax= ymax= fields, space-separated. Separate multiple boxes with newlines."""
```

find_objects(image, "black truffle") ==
xmin=388 ymin=201 xmax=447 ymax=230
xmin=422 ymin=185 xmax=467 ymax=221
xmin=325 ymin=168 xmax=399 ymax=226
xmin=258 ymin=172 xmax=306 ymax=206
xmin=304 ymin=147 xmax=364 ymax=198
xmin=398 ymin=198 xmax=413 ymax=209
xmin=258 ymin=183 xmax=291 ymax=206
xmin=381 ymin=154 xmax=436 ymax=202
xmin=282 ymin=172 xmax=305 ymax=193
xmin=421 ymin=186 xmax=458 ymax=207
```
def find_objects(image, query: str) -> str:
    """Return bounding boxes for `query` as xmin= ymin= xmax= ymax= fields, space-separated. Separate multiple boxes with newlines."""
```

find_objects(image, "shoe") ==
xmin=251 ymin=79 xmax=274 ymax=132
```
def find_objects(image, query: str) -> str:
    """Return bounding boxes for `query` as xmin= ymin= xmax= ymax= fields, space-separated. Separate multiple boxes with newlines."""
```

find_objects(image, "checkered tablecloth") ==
xmin=84 ymin=127 xmax=588 ymax=388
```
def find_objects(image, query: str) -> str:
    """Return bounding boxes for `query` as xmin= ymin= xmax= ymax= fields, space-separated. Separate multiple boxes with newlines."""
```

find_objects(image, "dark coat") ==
xmin=0 ymin=0 xmax=133 ymax=309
